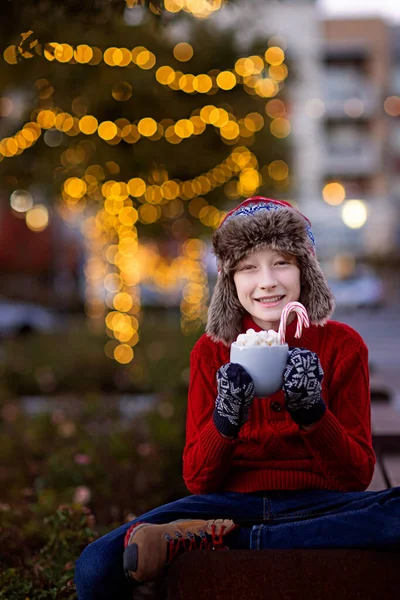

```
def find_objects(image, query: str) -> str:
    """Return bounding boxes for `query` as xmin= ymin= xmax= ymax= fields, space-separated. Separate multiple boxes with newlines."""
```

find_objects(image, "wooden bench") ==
xmin=168 ymin=548 xmax=400 ymax=599
xmin=165 ymin=398 xmax=400 ymax=600
xmin=369 ymin=402 xmax=400 ymax=489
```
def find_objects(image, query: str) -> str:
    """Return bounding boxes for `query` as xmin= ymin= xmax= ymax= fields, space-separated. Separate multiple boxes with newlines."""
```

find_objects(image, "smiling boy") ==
xmin=75 ymin=197 xmax=400 ymax=600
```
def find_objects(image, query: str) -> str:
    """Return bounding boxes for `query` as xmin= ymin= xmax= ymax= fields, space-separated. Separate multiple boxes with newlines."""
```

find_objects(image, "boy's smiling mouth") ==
xmin=255 ymin=295 xmax=285 ymax=304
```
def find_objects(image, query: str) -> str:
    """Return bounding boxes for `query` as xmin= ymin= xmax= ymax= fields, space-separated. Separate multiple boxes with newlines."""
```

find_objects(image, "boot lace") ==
xmin=166 ymin=523 xmax=229 ymax=563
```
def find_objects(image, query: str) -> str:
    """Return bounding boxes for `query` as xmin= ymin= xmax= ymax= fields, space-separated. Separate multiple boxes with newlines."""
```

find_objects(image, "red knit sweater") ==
xmin=183 ymin=314 xmax=375 ymax=494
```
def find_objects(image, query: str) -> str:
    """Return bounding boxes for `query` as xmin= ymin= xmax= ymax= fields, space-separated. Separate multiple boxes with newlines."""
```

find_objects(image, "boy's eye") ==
xmin=276 ymin=260 xmax=288 ymax=266
xmin=239 ymin=264 xmax=254 ymax=271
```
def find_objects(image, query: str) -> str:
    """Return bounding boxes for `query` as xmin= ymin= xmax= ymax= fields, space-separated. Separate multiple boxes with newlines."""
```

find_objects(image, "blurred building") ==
xmin=214 ymin=3 xmax=400 ymax=271
xmin=318 ymin=17 xmax=399 ymax=260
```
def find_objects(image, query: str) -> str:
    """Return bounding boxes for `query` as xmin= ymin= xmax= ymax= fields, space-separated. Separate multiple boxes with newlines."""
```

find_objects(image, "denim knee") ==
xmin=75 ymin=537 xmax=124 ymax=594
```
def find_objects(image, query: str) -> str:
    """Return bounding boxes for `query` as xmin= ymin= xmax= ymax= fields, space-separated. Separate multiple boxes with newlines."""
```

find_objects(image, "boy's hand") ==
xmin=283 ymin=348 xmax=326 ymax=427
xmin=213 ymin=363 xmax=255 ymax=438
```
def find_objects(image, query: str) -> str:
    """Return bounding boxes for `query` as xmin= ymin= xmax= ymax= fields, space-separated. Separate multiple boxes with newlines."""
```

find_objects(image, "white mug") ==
xmin=230 ymin=343 xmax=289 ymax=398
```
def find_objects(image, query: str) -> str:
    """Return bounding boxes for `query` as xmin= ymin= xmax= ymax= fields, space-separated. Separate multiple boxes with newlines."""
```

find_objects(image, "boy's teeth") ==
xmin=259 ymin=296 xmax=282 ymax=303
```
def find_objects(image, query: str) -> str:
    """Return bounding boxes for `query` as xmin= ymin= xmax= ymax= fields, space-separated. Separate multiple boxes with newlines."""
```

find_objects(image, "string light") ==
xmin=4 ymin=24 xmax=290 ymax=353
xmin=3 ymin=41 xmax=287 ymax=98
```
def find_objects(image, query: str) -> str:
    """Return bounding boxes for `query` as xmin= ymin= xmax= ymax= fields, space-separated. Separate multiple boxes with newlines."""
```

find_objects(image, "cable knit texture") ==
xmin=183 ymin=314 xmax=375 ymax=494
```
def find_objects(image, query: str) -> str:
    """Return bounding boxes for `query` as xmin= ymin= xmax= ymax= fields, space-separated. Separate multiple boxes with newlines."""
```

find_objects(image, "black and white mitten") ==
xmin=213 ymin=363 xmax=255 ymax=438
xmin=283 ymin=348 xmax=326 ymax=427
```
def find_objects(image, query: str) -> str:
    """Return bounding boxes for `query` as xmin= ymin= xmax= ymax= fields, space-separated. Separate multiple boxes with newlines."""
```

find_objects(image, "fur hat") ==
xmin=206 ymin=196 xmax=335 ymax=345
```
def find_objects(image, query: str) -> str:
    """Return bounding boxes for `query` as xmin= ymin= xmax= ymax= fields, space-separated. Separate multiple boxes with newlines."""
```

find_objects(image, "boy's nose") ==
xmin=258 ymin=269 xmax=278 ymax=289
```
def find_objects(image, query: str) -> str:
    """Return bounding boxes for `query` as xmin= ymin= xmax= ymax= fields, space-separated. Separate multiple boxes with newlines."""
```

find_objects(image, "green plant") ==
xmin=0 ymin=504 xmax=100 ymax=600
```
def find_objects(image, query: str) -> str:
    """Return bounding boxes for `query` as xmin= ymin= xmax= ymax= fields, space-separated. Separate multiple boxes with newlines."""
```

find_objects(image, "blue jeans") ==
xmin=75 ymin=488 xmax=400 ymax=600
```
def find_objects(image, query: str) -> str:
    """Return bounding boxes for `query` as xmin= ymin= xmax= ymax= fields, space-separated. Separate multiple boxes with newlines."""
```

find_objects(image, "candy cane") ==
xmin=278 ymin=301 xmax=310 ymax=344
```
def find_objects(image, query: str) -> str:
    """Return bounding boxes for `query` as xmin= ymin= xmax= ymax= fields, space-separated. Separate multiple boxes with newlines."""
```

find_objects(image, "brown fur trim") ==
xmin=206 ymin=207 xmax=335 ymax=345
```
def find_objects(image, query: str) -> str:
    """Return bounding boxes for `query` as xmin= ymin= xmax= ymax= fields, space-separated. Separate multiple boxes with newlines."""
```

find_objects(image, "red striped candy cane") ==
xmin=278 ymin=301 xmax=310 ymax=344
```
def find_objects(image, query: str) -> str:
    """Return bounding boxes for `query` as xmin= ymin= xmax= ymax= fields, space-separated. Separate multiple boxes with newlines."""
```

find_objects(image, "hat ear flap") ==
xmin=206 ymin=271 xmax=244 ymax=346
xmin=298 ymin=257 xmax=335 ymax=325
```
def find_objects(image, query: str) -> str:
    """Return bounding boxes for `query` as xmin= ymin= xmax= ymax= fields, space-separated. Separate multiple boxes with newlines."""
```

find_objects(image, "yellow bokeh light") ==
xmin=54 ymin=112 xmax=74 ymax=132
xmin=118 ymin=236 xmax=138 ymax=258
xmin=26 ymin=205 xmax=49 ymax=232
xmin=98 ymin=121 xmax=118 ymax=140
xmin=247 ymin=56 xmax=264 ymax=75
xmin=182 ymin=238 xmax=206 ymax=259
xmin=216 ymin=71 xmax=237 ymax=90
xmin=265 ymin=99 xmax=286 ymax=118
xmin=174 ymin=119 xmax=194 ymax=138
xmin=79 ymin=115 xmax=98 ymax=135
xmin=269 ymin=64 xmax=288 ymax=82
xmin=164 ymin=0 xmax=183 ymax=12
xmin=128 ymin=178 xmax=146 ymax=197
xmin=199 ymin=105 xmax=217 ymax=124
xmin=173 ymin=42 xmax=194 ymax=62
xmin=104 ymin=197 xmax=124 ymax=215
xmin=114 ymin=344 xmax=134 ymax=364
xmin=341 ymin=200 xmax=368 ymax=229
xmin=239 ymin=168 xmax=261 ymax=191
xmin=161 ymin=180 xmax=180 ymax=199
xmin=244 ymin=112 xmax=264 ymax=132
xmin=270 ymin=117 xmax=291 ymax=138
xmin=235 ymin=57 xmax=255 ymax=77
xmin=193 ymin=74 xmax=213 ymax=93
xmin=268 ymin=160 xmax=289 ymax=181
xmin=256 ymin=78 xmax=279 ymax=98
xmin=265 ymin=46 xmax=285 ymax=66
xmin=103 ymin=47 xmax=118 ymax=66
xmin=136 ymin=50 xmax=156 ymax=69
xmin=43 ymin=42 xmax=59 ymax=62
xmin=113 ymin=292 xmax=133 ymax=312
xmin=138 ymin=117 xmax=157 ymax=137
xmin=199 ymin=205 xmax=221 ymax=228
xmin=220 ymin=121 xmax=240 ymax=140
xmin=178 ymin=74 xmax=196 ymax=93
xmin=322 ymin=182 xmax=346 ymax=206
xmin=119 ymin=206 xmax=138 ymax=226
xmin=54 ymin=43 xmax=74 ymax=63
xmin=64 ymin=177 xmax=87 ymax=199
xmin=145 ymin=185 xmax=163 ymax=204
xmin=4 ymin=45 xmax=18 ymax=65
xmin=189 ymin=197 xmax=208 ymax=217
xmin=37 ymin=110 xmax=56 ymax=129
xmin=74 ymin=45 xmax=93 ymax=64
xmin=139 ymin=204 xmax=159 ymax=224
xmin=156 ymin=65 xmax=175 ymax=85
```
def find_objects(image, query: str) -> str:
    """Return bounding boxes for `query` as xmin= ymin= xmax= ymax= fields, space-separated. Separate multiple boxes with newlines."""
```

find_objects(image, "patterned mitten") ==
xmin=283 ymin=347 xmax=326 ymax=427
xmin=213 ymin=363 xmax=255 ymax=438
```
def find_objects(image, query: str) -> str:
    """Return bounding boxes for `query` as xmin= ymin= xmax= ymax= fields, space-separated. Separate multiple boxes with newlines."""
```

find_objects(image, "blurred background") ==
xmin=1 ymin=0 xmax=400 ymax=596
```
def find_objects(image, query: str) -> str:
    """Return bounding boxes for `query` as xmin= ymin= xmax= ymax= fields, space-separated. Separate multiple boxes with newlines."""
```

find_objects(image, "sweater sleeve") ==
xmin=299 ymin=334 xmax=376 ymax=491
xmin=182 ymin=339 xmax=237 ymax=494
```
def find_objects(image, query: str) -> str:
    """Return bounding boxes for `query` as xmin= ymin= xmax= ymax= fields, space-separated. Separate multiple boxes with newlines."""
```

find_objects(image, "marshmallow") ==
xmin=235 ymin=328 xmax=281 ymax=347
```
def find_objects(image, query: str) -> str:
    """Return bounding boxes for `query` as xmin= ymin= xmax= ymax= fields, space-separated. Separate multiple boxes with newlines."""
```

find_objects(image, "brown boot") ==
xmin=123 ymin=518 xmax=238 ymax=583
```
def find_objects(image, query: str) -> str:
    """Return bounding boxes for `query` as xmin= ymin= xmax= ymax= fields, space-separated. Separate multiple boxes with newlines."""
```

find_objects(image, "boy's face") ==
xmin=233 ymin=247 xmax=301 ymax=332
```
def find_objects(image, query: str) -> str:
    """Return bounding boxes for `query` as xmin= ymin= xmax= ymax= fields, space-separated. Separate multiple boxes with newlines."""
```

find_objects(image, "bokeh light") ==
xmin=10 ymin=189 xmax=33 ymax=213
xmin=384 ymin=96 xmax=400 ymax=117
xmin=173 ymin=42 xmax=193 ymax=62
xmin=25 ymin=205 xmax=49 ymax=232
xmin=323 ymin=182 xmax=346 ymax=206
xmin=341 ymin=200 xmax=368 ymax=229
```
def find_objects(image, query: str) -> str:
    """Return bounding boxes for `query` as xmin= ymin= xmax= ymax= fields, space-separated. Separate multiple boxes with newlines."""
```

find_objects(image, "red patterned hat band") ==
xmin=219 ymin=196 xmax=316 ymax=256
